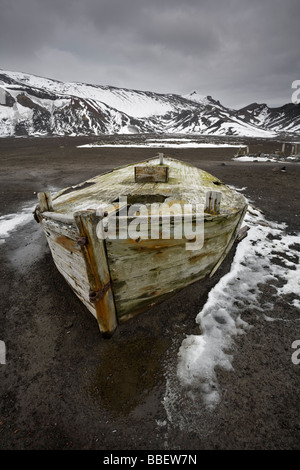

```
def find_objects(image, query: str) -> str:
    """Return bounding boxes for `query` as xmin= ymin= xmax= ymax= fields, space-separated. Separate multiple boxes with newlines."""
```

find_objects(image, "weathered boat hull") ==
xmin=35 ymin=156 xmax=247 ymax=337
xmin=105 ymin=208 xmax=246 ymax=321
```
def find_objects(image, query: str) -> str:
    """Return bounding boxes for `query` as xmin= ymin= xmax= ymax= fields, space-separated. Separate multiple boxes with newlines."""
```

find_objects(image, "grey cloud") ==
xmin=0 ymin=0 xmax=299 ymax=108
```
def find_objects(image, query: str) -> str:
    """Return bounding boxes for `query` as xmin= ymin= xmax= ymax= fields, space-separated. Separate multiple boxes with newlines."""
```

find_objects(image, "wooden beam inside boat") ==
xmin=205 ymin=191 xmax=222 ymax=215
xmin=134 ymin=165 xmax=169 ymax=183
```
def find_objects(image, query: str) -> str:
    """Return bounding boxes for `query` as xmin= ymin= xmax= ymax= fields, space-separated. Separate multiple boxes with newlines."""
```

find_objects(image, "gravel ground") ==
xmin=0 ymin=135 xmax=299 ymax=454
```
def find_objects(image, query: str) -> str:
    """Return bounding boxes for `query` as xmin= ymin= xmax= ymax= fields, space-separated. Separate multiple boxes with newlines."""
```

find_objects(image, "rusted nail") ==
xmin=89 ymin=290 xmax=98 ymax=302
xmin=104 ymin=211 xmax=108 ymax=217
xmin=77 ymin=236 xmax=88 ymax=246
xmin=89 ymin=282 xmax=111 ymax=303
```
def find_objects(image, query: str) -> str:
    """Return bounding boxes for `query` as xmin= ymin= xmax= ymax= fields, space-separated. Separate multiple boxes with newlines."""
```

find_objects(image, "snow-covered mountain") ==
xmin=0 ymin=70 xmax=299 ymax=137
xmin=235 ymin=102 xmax=300 ymax=134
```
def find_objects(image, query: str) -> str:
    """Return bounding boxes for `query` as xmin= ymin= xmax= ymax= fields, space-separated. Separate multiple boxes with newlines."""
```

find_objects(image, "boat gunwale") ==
xmin=42 ymin=156 xmax=247 ymax=222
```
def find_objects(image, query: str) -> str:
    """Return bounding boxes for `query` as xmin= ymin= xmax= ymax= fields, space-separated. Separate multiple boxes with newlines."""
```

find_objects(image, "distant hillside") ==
xmin=0 ymin=70 xmax=299 ymax=137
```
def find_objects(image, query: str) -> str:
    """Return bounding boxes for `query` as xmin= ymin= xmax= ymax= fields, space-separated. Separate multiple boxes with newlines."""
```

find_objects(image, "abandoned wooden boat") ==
xmin=34 ymin=154 xmax=247 ymax=337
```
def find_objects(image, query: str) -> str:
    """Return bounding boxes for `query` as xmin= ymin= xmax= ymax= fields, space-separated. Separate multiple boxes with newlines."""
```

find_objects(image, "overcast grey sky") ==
xmin=1 ymin=0 xmax=299 ymax=109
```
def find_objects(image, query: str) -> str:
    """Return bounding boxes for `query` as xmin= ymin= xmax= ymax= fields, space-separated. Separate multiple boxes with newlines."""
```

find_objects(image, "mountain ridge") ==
xmin=0 ymin=70 xmax=299 ymax=137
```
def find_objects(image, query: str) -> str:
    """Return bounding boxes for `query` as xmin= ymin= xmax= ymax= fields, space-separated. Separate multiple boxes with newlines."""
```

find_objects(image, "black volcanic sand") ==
xmin=0 ymin=136 xmax=299 ymax=452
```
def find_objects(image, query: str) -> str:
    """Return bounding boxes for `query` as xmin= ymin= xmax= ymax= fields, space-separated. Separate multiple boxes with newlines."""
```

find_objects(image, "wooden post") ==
xmin=37 ymin=191 xmax=53 ymax=212
xmin=74 ymin=210 xmax=118 ymax=337
xmin=281 ymin=143 xmax=285 ymax=154
xmin=159 ymin=152 xmax=164 ymax=165
xmin=205 ymin=191 xmax=222 ymax=215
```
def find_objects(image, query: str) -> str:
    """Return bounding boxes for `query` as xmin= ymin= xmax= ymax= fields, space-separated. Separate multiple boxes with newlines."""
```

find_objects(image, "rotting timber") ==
xmin=34 ymin=154 xmax=248 ymax=337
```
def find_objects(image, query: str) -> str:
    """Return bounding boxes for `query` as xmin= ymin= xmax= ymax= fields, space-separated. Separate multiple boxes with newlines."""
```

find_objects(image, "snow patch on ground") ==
xmin=163 ymin=190 xmax=300 ymax=429
xmin=234 ymin=155 xmax=278 ymax=162
xmin=233 ymin=155 xmax=300 ymax=163
xmin=0 ymin=205 xmax=34 ymax=242
xmin=77 ymin=140 xmax=247 ymax=149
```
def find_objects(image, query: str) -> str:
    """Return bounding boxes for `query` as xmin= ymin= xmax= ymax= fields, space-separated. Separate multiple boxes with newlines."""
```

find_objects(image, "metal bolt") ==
xmin=77 ymin=236 xmax=88 ymax=246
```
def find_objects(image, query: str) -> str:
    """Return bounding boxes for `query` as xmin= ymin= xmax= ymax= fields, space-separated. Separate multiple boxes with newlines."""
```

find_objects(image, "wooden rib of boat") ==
xmin=34 ymin=154 xmax=247 ymax=337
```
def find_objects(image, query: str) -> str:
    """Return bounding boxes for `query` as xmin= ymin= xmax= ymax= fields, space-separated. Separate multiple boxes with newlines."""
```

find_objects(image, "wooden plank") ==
xmin=42 ymin=211 xmax=75 ymax=225
xmin=105 ymin=212 xmax=236 ymax=263
xmin=74 ymin=210 xmax=118 ymax=337
xmin=41 ymin=217 xmax=78 ymax=241
xmin=108 ymin=231 xmax=230 ymax=284
xmin=45 ymin=231 xmax=95 ymax=315
xmin=105 ymin=211 xmax=241 ymax=319
xmin=111 ymin=243 xmax=223 ymax=317
xmin=114 ymin=254 xmax=215 ymax=320
xmin=209 ymin=205 xmax=248 ymax=277
xmin=134 ymin=165 xmax=169 ymax=183
xmin=205 ymin=191 xmax=222 ymax=215
xmin=37 ymin=191 xmax=53 ymax=212
xmin=236 ymin=225 xmax=250 ymax=242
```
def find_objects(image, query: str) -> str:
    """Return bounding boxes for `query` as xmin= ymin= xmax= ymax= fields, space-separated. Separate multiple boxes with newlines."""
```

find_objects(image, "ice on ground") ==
xmin=77 ymin=141 xmax=247 ymax=149
xmin=163 ymin=191 xmax=300 ymax=423
xmin=233 ymin=155 xmax=300 ymax=163
xmin=233 ymin=155 xmax=278 ymax=162
xmin=0 ymin=205 xmax=34 ymax=242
